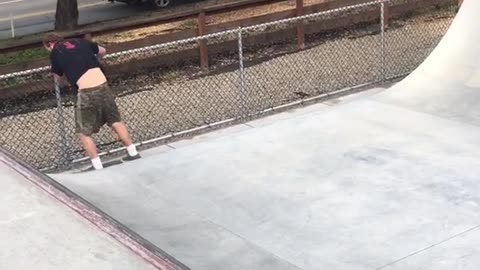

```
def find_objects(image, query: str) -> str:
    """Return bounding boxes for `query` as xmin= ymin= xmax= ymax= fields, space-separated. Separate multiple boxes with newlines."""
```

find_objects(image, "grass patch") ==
xmin=0 ymin=47 xmax=49 ymax=66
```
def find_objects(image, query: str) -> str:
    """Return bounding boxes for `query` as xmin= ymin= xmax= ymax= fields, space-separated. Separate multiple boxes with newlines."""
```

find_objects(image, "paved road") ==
xmin=0 ymin=0 xmax=142 ymax=39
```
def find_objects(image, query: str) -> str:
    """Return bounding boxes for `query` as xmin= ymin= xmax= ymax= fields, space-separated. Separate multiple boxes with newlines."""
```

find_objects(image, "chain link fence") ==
xmin=0 ymin=0 xmax=458 ymax=171
xmin=383 ymin=0 xmax=457 ymax=79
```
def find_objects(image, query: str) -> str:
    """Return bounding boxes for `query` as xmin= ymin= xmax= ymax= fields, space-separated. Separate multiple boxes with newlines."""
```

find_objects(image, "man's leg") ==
xmin=76 ymin=92 xmax=103 ymax=170
xmin=102 ymin=85 xmax=140 ymax=160
xmin=111 ymin=122 xmax=139 ymax=159
xmin=111 ymin=122 xmax=132 ymax=146
xmin=79 ymin=133 xmax=98 ymax=158
xmin=79 ymin=133 xmax=103 ymax=170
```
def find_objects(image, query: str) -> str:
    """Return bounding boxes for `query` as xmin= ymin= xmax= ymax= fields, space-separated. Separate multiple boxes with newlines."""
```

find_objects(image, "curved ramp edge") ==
xmin=376 ymin=0 xmax=480 ymax=125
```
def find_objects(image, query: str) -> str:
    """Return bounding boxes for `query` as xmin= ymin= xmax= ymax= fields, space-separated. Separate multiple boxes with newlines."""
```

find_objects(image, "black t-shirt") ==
xmin=50 ymin=39 xmax=101 ymax=89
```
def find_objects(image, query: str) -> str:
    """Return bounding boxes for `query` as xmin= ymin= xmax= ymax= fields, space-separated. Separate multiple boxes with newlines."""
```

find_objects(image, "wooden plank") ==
xmin=0 ymin=0 xmax=287 ymax=53
xmin=296 ymin=0 xmax=305 ymax=50
xmin=197 ymin=12 xmax=209 ymax=69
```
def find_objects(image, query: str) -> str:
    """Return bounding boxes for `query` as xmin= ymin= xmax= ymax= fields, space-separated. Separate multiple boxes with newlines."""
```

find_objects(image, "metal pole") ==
xmin=54 ymin=83 xmax=70 ymax=166
xmin=237 ymin=27 xmax=247 ymax=116
xmin=10 ymin=13 xmax=15 ymax=38
xmin=380 ymin=1 xmax=386 ymax=81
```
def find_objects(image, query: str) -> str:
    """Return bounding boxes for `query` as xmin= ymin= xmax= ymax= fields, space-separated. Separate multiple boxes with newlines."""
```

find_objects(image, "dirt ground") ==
xmin=96 ymin=0 xmax=330 ymax=44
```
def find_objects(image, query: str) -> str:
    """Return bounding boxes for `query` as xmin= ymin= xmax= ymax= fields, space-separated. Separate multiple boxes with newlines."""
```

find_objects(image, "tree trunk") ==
xmin=54 ymin=0 xmax=79 ymax=31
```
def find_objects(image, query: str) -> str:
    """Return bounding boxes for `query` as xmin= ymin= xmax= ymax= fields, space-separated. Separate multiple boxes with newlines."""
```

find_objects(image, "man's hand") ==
xmin=97 ymin=45 xmax=107 ymax=59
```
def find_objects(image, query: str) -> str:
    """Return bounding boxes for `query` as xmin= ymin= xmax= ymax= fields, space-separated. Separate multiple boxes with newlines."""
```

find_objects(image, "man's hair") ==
xmin=43 ymin=33 xmax=64 ymax=47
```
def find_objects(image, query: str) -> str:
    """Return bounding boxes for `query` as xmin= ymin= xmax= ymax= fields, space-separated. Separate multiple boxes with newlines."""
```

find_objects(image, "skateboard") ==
xmin=74 ymin=159 xmax=124 ymax=174
xmin=72 ymin=154 xmax=141 ymax=174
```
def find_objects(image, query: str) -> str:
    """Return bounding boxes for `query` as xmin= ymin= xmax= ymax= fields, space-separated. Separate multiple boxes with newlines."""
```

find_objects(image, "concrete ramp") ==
xmin=376 ymin=0 xmax=480 ymax=124
xmin=0 ymin=159 xmax=158 ymax=270
xmin=50 ymin=1 xmax=480 ymax=270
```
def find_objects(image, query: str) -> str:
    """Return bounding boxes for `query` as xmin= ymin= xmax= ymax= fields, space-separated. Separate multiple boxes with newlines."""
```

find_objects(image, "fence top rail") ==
xmin=0 ymin=0 xmax=387 ymax=80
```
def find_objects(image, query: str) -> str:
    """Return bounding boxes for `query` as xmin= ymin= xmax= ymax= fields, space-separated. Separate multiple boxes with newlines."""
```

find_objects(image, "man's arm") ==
xmin=50 ymin=54 xmax=64 ymax=87
xmin=86 ymin=39 xmax=106 ymax=58
xmin=53 ymin=73 xmax=62 ymax=86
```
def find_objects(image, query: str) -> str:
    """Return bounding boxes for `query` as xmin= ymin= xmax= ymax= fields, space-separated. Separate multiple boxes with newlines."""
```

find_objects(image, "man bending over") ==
xmin=44 ymin=33 xmax=140 ymax=170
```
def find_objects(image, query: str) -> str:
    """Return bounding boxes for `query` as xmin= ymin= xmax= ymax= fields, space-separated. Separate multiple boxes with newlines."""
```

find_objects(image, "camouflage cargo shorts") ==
xmin=75 ymin=82 xmax=122 ymax=135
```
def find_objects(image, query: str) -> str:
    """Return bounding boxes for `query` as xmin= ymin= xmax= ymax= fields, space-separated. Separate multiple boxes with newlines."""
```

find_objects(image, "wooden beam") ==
xmin=296 ymin=0 xmax=305 ymax=50
xmin=197 ymin=11 xmax=209 ymax=69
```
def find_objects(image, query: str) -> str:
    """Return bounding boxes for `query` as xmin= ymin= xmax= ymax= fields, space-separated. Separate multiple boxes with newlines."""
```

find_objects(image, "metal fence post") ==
xmin=54 ymin=83 xmax=70 ymax=166
xmin=237 ymin=27 xmax=247 ymax=117
xmin=380 ymin=1 xmax=386 ymax=81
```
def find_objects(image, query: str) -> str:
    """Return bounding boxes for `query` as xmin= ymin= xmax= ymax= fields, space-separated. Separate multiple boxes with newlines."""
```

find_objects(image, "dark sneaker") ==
xmin=122 ymin=153 xmax=141 ymax=162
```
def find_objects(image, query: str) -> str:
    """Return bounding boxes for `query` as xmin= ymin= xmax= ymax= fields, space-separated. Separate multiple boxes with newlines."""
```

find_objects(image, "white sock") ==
xmin=127 ymin=144 xmax=138 ymax=157
xmin=91 ymin=157 xmax=103 ymax=170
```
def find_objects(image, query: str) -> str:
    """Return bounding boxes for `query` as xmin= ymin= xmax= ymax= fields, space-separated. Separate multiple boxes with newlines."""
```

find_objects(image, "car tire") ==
xmin=149 ymin=0 xmax=170 ymax=8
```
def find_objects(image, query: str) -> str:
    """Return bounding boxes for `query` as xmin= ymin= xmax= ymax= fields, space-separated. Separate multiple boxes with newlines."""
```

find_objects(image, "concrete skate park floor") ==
xmin=51 ymin=87 xmax=480 ymax=270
